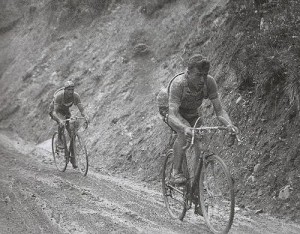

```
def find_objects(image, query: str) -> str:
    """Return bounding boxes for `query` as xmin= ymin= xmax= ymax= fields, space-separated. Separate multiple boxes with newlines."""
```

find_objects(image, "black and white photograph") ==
xmin=1 ymin=0 xmax=300 ymax=233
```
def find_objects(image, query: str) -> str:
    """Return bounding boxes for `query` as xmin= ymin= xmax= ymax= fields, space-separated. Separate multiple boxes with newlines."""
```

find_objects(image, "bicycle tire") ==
xmin=52 ymin=131 xmax=68 ymax=172
xmin=162 ymin=149 xmax=187 ymax=220
xmin=74 ymin=133 xmax=89 ymax=176
xmin=199 ymin=154 xmax=235 ymax=234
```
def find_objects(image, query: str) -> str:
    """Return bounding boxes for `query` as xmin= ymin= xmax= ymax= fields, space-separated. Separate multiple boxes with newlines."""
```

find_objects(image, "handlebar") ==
xmin=59 ymin=116 xmax=89 ymax=131
xmin=63 ymin=116 xmax=86 ymax=122
xmin=192 ymin=126 xmax=229 ymax=131
xmin=182 ymin=126 xmax=241 ymax=151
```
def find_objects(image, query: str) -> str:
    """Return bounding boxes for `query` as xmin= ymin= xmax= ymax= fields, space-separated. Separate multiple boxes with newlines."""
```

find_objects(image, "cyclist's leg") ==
xmin=64 ymin=112 xmax=77 ymax=168
xmin=168 ymin=115 xmax=191 ymax=183
xmin=173 ymin=134 xmax=186 ymax=174
xmin=54 ymin=111 xmax=66 ymax=148
xmin=51 ymin=111 xmax=63 ymax=151
xmin=65 ymin=112 xmax=71 ymax=138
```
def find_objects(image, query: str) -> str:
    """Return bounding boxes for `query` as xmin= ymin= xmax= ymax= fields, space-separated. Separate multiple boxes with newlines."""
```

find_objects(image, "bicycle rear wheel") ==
xmin=162 ymin=149 xmax=187 ymax=220
xmin=52 ymin=132 xmax=68 ymax=172
xmin=74 ymin=133 xmax=88 ymax=176
xmin=199 ymin=154 xmax=235 ymax=234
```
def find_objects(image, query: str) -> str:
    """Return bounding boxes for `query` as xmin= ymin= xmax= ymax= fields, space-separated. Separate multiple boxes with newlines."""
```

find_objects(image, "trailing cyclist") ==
xmin=158 ymin=54 xmax=238 ymax=184
xmin=49 ymin=80 xmax=89 ymax=168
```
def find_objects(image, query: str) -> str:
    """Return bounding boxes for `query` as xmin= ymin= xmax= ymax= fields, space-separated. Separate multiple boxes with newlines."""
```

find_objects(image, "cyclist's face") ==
xmin=187 ymin=67 xmax=208 ymax=87
xmin=65 ymin=87 xmax=74 ymax=97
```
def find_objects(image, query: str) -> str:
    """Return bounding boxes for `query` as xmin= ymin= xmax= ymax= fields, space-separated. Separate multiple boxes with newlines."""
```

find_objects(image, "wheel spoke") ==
xmin=162 ymin=150 xmax=187 ymax=220
xmin=200 ymin=155 xmax=234 ymax=234
xmin=75 ymin=134 xmax=89 ymax=176
xmin=52 ymin=132 xmax=68 ymax=172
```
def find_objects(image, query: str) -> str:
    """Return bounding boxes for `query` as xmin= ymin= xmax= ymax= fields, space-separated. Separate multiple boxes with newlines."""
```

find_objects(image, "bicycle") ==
xmin=51 ymin=116 xmax=89 ymax=176
xmin=162 ymin=120 xmax=238 ymax=234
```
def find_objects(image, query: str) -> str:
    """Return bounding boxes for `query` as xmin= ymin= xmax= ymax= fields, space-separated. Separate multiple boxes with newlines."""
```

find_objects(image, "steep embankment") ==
xmin=217 ymin=1 xmax=300 ymax=221
xmin=1 ymin=0 xmax=300 ymax=222
xmin=0 ymin=0 xmax=230 ymax=180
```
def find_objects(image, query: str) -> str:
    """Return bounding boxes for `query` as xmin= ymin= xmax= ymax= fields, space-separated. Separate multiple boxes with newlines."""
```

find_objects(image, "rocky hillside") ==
xmin=1 ymin=0 xmax=300 ymax=221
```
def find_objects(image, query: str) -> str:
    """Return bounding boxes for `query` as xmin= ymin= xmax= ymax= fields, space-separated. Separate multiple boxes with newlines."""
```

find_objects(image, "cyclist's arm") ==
xmin=168 ymin=103 xmax=188 ymax=134
xmin=211 ymin=98 xmax=233 ymax=126
xmin=73 ymin=93 xmax=86 ymax=117
xmin=76 ymin=102 xmax=86 ymax=117
xmin=207 ymin=76 xmax=235 ymax=128
xmin=74 ymin=94 xmax=89 ymax=123
xmin=52 ymin=103 xmax=63 ymax=123
xmin=168 ymin=78 xmax=189 ymax=133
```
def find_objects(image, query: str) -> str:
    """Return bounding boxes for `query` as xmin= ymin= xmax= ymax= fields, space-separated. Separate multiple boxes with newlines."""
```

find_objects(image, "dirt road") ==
xmin=1 ymin=130 xmax=300 ymax=234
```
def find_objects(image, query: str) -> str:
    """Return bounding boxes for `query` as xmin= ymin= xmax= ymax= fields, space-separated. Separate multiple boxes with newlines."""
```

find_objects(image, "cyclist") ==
xmin=49 ymin=80 xmax=89 ymax=168
xmin=167 ymin=54 xmax=238 ymax=184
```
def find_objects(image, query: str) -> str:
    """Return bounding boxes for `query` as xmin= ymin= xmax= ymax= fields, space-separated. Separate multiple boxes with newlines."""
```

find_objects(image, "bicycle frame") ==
xmin=62 ymin=116 xmax=87 ymax=157
xmin=162 ymin=119 xmax=237 ymax=233
xmin=52 ymin=115 xmax=89 ymax=175
xmin=181 ymin=154 xmax=203 ymax=210
xmin=170 ymin=122 xmax=233 ymax=208
xmin=181 ymin=137 xmax=213 ymax=209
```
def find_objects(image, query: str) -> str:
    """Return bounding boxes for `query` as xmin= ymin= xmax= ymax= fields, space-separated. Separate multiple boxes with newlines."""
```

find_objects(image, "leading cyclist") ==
xmin=49 ymin=80 xmax=89 ymax=168
xmin=167 ymin=54 xmax=238 ymax=184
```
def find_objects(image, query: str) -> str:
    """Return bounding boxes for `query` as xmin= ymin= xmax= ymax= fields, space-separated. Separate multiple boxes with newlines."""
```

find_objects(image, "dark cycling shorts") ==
xmin=51 ymin=109 xmax=71 ymax=122
xmin=179 ymin=108 xmax=203 ymax=128
xmin=167 ymin=112 xmax=203 ymax=135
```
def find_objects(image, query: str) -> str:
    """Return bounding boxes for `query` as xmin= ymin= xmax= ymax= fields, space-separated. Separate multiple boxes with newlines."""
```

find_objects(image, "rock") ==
xmin=145 ymin=124 xmax=152 ymax=131
xmin=4 ymin=196 xmax=11 ymax=204
xmin=121 ymin=56 xmax=129 ymax=63
xmin=236 ymin=96 xmax=243 ymax=104
xmin=111 ymin=118 xmax=119 ymax=124
xmin=81 ymin=190 xmax=89 ymax=195
xmin=247 ymin=175 xmax=255 ymax=183
xmin=257 ymin=189 xmax=263 ymax=196
xmin=278 ymin=185 xmax=292 ymax=200
xmin=133 ymin=43 xmax=150 ymax=56
xmin=253 ymin=163 xmax=260 ymax=173
xmin=127 ymin=154 xmax=132 ymax=161
xmin=255 ymin=209 xmax=263 ymax=214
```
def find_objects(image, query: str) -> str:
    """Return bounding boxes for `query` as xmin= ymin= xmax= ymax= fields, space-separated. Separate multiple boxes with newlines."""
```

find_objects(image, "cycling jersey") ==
xmin=169 ymin=73 xmax=218 ymax=119
xmin=53 ymin=89 xmax=81 ymax=113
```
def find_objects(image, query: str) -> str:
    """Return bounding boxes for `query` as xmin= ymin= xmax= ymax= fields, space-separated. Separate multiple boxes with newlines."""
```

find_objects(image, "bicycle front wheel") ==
xmin=74 ymin=133 xmax=88 ymax=176
xmin=52 ymin=132 xmax=68 ymax=172
xmin=199 ymin=154 xmax=235 ymax=234
xmin=162 ymin=149 xmax=187 ymax=220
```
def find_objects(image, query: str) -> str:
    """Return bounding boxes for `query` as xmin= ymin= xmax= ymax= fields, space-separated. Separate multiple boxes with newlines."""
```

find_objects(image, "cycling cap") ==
xmin=187 ymin=54 xmax=210 ymax=72
xmin=64 ymin=80 xmax=75 ymax=89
